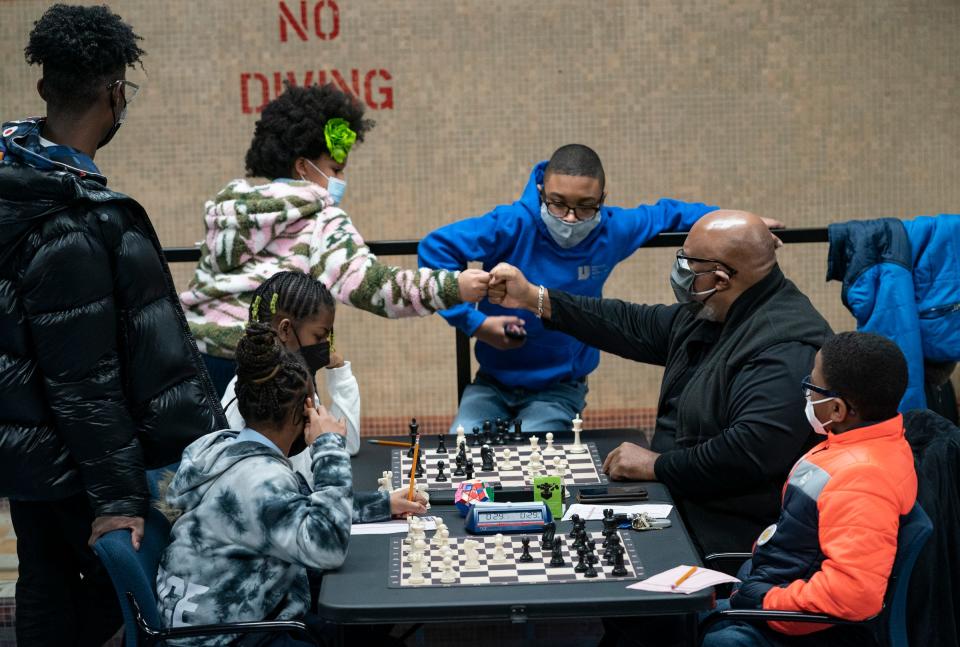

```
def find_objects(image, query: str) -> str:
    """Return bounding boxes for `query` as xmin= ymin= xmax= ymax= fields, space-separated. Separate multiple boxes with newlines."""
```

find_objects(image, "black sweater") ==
xmin=546 ymin=265 xmax=832 ymax=556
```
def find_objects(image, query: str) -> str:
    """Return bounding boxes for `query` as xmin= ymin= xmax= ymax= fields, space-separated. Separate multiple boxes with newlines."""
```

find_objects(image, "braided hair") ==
xmin=249 ymin=271 xmax=335 ymax=324
xmin=235 ymin=323 xmax=311 ymax=426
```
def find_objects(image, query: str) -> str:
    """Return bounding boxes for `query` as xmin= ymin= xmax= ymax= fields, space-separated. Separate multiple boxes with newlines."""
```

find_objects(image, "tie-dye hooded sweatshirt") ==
xmin=156 ymin=430 xmax=352 ymax=645
xmin=180 ymin=179 xmax=463 ymax=359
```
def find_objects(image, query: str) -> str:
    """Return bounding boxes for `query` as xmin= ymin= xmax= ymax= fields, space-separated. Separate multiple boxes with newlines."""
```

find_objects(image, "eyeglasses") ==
xmin=541 ymin=193 xmax=604 ymax=221
xmin=676 ymin=250 xmax=738 ymax=276
xmin=107 ymin=79 xmax=141 ymax=105
xmin=800 ymin=375 xmax=842 ymax=400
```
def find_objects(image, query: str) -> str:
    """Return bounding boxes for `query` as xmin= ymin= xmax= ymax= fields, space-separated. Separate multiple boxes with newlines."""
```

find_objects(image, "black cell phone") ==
xmin=576 ymin=485 xmax=649 ymax=503
xmin=504 ymin=323 xmax=527 ymax=340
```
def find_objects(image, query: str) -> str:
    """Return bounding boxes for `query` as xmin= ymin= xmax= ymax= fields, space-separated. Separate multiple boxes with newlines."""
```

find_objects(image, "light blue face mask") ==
xmin=303 ymin=159 xmax=347 ymax=206
xmin=540 ymin=202 xmax=601 ymax=249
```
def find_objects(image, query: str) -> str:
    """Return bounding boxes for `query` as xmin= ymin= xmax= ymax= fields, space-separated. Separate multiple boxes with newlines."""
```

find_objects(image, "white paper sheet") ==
xmin=350 ymin=516 xmax=438 ymax=535
xmin=560 ymin=503 xmax=673 ymax=521
xmin=627 ymin=565 xmax=740 ymax=594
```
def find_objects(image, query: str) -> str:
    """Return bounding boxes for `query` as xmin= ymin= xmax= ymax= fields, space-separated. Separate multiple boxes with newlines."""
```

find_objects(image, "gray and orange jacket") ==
xmin=731 ymin=414 xmax=918 ymax=635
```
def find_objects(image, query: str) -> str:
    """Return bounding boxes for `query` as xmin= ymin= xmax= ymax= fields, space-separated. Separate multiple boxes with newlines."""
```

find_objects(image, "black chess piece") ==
xmin=482 ymin=420 xmax=493 ymax=445
xmin=519 ymin=536 xmax=534 ymax=563
xmin=611 ymin=547 xmax=628 ymax=576
xmin=584 ymin=560 xmax=598 ymax=578
xmin=574 ymin=546 xmax=588 ymax=573
xmin=408 ymin=418 xmax=420 ymax=457
xmin=436 ymin=434 xmax=447 ymax=454
xmin=568 ymin=514 xmax=582 ymax=537
xmin=572 ymin=529 xmax=586 ymax=552
xmin=541 ymin=521 xmax=556 ymax=550
xmin=471 ymin=427 xmax=482 ymax=447
xmin=512 ymin=419 xmax=524 ymax=443
xmin=549 ymin=536 xmax=565 ymax=567
xmin=453 ymin=453 xmax=465 ymax=476
xmin=415 ymin=451 xmax=424 ymax=478
xmin=464 ymin=458 xmax=474 ymax=480
xmin=436 ymin=460 xmax=447 ymax=482
xmin=480 ymin=445 xmax=495 ymax=472
xmin=495 ymin=426 xmax=507 ymax=446
xmin=605 ymin=534 xmax=622 ymax=565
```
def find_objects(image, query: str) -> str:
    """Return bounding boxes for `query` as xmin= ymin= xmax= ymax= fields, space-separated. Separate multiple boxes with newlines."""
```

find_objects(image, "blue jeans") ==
xmin=450 ymin=372 xmax=588 ymax=434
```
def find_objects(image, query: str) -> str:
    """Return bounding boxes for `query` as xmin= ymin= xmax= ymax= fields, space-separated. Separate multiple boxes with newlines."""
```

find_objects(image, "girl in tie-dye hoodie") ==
xmin=180 ymin=84 xmax=488 ymax=393
xmin=157 ymin=324 xmax=350 ymax=645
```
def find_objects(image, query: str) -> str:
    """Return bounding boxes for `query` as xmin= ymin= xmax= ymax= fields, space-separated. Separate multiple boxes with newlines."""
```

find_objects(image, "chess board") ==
xmin=389 ymin=531 xmax=642 ymax=588
xmin=390 ymin=442 xmax=608 ymax=490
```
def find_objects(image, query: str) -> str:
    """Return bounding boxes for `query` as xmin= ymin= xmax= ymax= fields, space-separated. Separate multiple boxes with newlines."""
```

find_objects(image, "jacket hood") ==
xmin=164 ymin=430 xmax=286 ymax=516
xmin=203 ymin=178 xmax=336 ymax=274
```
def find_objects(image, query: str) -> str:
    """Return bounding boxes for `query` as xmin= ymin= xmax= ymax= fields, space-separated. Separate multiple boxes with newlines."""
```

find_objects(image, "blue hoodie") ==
xmin=418 ymin=161 xmax=716 ymax=390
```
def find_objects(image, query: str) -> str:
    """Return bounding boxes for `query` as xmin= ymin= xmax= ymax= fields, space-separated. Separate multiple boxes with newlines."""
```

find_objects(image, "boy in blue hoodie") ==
xmin=420 ymin=144 xmax=740 ymax=432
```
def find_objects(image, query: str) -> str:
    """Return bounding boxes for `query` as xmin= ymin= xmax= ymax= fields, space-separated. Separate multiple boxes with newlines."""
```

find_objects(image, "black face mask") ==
xmin=291 ymin=326 xmax=330 ymax=374
xmin=97 ymin=91 xmax=126 ymax=149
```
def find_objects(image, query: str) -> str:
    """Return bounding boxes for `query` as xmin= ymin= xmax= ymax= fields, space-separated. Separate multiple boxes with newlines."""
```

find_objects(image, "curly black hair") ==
xmin=235 ymin=323 xmax=311 ymax=427
xmin=24 ymin=4 xmax=145 ymax=112
xmin=820 ymin=331 xmax=908 ymax=422
xmin=245 ymin=83 xmax=375 ymax=180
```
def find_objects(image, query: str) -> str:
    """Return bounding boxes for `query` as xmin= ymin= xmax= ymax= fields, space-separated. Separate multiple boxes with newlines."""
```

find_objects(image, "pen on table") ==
xmin=367 ymin=439 xmax=413 ymax=448
xmin=671 ymin=566 xmax=698 ymax=590
xmin=406 ymin=437 xmax=420 ymax=501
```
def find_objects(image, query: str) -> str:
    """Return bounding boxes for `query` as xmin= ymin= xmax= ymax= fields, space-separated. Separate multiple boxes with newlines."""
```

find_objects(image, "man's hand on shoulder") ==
xmin=602 ymin=442 xmax=660 ymax=481
xmin=473 ymin=315 xmax=527 ymax=351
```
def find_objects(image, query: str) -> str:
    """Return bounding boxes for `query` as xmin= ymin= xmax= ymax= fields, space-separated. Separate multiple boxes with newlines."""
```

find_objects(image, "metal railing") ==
xmin=164 ymin=227 xmax=829 ymax=399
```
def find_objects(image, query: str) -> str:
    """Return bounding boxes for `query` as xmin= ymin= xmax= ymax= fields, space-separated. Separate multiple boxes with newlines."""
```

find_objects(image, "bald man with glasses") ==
xmin=488 ymin=211 xmax=832 ymax=558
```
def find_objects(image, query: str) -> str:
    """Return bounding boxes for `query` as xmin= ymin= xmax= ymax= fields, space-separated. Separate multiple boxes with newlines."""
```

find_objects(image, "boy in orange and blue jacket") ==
xmin=703 ymin=331 xmax=918 ymax=647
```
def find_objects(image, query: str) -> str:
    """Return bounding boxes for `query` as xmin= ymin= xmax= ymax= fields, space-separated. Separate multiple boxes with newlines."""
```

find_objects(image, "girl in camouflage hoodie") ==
xmin=157 ymin=324 xmax=350 ymax=645
xmin=180 ymin=84 xmax=488 ymax=391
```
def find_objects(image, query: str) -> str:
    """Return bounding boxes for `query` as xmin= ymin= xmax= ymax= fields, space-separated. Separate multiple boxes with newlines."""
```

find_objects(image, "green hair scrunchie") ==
xmin=324 ymin=118 xmax=357 ymax=164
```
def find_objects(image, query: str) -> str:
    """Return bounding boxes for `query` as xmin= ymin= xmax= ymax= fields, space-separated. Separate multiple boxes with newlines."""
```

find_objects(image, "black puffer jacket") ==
xmin=0 ymin=154 xmax=226 ymax=518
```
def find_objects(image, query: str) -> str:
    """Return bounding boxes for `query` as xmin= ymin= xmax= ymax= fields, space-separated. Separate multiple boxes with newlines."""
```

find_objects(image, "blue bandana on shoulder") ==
xmin=0 ymin=117 xmax=104 ymax=182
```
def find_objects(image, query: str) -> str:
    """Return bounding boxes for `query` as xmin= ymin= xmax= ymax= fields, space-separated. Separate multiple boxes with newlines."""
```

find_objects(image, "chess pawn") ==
xmin=519 ymin=536 xmax=534 ymax=562
xmin=491 ymin=533 xmax=508 ymax=564
xmin=436 ymin=460 xmax=448 ymax=482
xmin=408 ymin=551 xmax=425 ymax=585
xmin=440 ymin=555 xmax=457 ymax=584
xmin=500 ymin=448 xmax=514 ymax=470
xmin=436 ymin=434 xmax=448 ymax=455
xmin=544 ymin=432 xmax=559 ymax=455
xmin=453 ymin=453 xmax=465 ymax=477
xmin=568 ymin=413 xmax=587 ymax=454
xmin=551 ymin=456 xmax=564 ymax=478
xmin=455 ymin=424 xmax=466 ymax=449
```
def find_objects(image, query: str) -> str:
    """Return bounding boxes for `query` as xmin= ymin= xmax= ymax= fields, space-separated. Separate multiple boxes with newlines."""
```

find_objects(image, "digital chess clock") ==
xmin=464 ymin=501 xmax=553 ymax=535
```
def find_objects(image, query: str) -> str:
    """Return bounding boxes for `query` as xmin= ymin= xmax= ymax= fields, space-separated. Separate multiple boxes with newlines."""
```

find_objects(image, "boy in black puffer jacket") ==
xmin=0 ymin=5 xmax=225 ymax=645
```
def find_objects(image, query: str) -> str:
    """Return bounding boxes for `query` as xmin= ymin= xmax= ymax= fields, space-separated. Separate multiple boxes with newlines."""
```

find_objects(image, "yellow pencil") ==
xmin=406 ymin=437 xmax=420 ymax=501
xmin=671 ymin=566 xmax=698 ymax=590
xmin=367 ymin=439 xmax=413 ymax=448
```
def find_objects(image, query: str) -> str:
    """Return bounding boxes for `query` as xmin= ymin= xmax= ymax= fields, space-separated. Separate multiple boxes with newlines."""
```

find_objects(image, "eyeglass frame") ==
xmin=540 ymin=191 xmax=606 ymax=222
xmin=675 ymin=249 xmax=738 ymax=276
xmin=107 ymin=79 xmax=140 ymax=105
xmin=800 ymin=374 xmax=844 ymax=401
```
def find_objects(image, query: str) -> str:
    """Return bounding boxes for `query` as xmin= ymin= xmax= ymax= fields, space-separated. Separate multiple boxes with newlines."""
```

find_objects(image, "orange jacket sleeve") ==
xmin=762 ymin=462 xmax=901 ymax=635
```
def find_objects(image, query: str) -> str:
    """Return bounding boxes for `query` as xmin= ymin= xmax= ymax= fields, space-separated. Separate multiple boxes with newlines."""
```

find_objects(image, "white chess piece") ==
xmin=491 ymin=534 xmax=508 ymax=564
xmin=544 ymin=432 xmax=560 ymax=455
xmin=529 ymin=449 xmax=543 ymax=468
xmin=568 ymin=413 xmax=587 ymax=454
xmin=528 ymin=435 xmax=540 ymax=450
xmin=551 ymin=456 xmax=564 ymax=477
xmin=455 ymin=424 xmax=466 ymax=449
xmin=412 ymin=538 xmax=428 ymax=558
xmin=378 ymin=470 xmax=393 ymax=492
xmin=408 ymin=551 xmax=425 ymax=584
xmin=415 ymin=484 xmax=431 ymax=509
xmin=463 ymin=539 xmax=482 ymax=571
xmin=440 ymin=555 xmax=457 ymax=583
xmin=500 ymin=448 xmax=515 ymax=470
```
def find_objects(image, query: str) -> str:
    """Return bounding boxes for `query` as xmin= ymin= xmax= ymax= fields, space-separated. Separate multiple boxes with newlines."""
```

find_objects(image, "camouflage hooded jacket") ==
xmin=180 ymin=178 xmax=462 ymax=359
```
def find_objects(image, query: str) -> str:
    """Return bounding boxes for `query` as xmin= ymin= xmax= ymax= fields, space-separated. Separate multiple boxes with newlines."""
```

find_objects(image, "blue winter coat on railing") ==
xmin=827 ymin=215 xmax=960 ymax=411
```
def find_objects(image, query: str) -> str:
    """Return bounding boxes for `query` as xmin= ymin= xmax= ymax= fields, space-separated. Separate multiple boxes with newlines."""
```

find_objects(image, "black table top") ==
xmin=316 ymin=429 xmax=713 ymax=624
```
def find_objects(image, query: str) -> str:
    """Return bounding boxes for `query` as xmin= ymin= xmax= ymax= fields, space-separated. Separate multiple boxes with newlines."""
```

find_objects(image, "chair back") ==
xmin=93 ymin=506 xmax=172 ymax=647
xmin=878 ymin=502 xmax=934 ymax=647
